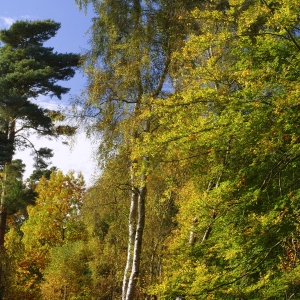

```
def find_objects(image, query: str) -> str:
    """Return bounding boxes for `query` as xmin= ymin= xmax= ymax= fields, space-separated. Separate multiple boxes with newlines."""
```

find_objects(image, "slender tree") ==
xmin=74 ymin=0 xmax=195 ymax=298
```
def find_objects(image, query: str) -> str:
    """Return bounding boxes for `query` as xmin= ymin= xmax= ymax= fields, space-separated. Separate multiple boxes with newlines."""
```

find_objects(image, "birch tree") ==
xmin=74 ymin=0 xmax=193 ymax=298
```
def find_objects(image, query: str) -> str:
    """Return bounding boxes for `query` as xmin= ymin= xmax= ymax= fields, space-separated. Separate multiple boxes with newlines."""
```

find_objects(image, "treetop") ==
xmin=0 ymin=19 xmax=61 ymax=48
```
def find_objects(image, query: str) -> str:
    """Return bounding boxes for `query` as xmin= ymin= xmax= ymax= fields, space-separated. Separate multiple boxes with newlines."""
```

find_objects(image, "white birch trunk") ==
xmin=124 ymin=117 xmax=149 ymax=299
xmin=125 ymin=170 xmax=147 ymax=300
xmin=122 ymin=169 xmax=138 ymax=300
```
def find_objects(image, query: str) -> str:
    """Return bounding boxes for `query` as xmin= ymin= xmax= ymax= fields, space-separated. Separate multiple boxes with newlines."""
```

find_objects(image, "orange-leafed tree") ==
xmin=4 ymin=170 xmax=86 ymax=299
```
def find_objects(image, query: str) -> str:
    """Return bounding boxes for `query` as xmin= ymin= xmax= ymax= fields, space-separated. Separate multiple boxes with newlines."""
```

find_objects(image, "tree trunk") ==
xmin=123 ymin=113 xmax=149 ymax=300
xmin=0 ymin=167 xmax=7 ymax=300
xmin=0 ymin=168 xmax=7 ymax=249
xmin=0 ymin=211 xmax=6 ymax=250
xmin=0 ymin=120 xmax=15 ymax=248
xmin=125 ymin=179 xmax=146 ymax=300
xmin=122 ymin=169 xmax=138 ymax=300
xmin=120 ymin=0 xmax=172 ymax=297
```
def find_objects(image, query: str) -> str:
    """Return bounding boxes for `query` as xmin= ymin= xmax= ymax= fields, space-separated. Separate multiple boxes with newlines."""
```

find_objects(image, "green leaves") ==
xmin=140 ymin=0 xmax=300 ymax=298
xmin=41 ymin=241 xmax=92 ymax=299
xmin=2 ymin=1 xmax=297 ymax=299
xmin=1 ymin=160 xmax=37 ymax=215
xmin=0 ymin=20 xmax=60 ymax=48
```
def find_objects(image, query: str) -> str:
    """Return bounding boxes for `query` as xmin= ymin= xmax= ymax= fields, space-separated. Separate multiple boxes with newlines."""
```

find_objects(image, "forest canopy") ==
xmin=2 ymin=0 xmax=300 ymax=299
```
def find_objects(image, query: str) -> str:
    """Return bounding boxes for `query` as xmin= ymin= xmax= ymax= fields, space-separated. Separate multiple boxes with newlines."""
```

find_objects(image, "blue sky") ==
xmin=1 ymin=0 xmax=97 ymax=185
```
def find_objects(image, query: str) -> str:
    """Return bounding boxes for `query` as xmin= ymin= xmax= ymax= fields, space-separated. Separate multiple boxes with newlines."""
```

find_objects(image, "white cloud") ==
xmin=15 ymin=132 xmax=98 ymax=186
xmin=34 ymin=95 xmax=67 ymax=111
xmin=0 ymin=15 xmax=36 ymax=29
xmin=0 ymin=16 xmax=15 ymax=27
xmin=15 ymin=96 xmax=99 ymax=186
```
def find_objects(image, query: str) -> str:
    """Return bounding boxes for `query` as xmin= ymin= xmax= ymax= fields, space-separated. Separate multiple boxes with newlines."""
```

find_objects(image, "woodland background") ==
xmin=1 ymin=0 xmax=300 ymax=299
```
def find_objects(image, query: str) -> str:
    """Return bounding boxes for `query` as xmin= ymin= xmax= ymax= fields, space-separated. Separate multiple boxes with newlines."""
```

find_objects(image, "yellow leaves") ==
xmin=274 ymin=207 xmax=288 ymax=225
xmin=241 ymin=69 xmax=250 ymax=77
xmin=41 ymin=241 xmax=92 ymax=300
xmin=270 ymin=0 xmax=300 ymax=28
xmin=22 ymin=170 xmax=85 ymax=250
xmin=224 ymin=248 xmax=242 ymax=261
xmin=72 ymin=0 xmax=300 ymax=297
xmin=4 ymin=170 xmax=88 ymax=298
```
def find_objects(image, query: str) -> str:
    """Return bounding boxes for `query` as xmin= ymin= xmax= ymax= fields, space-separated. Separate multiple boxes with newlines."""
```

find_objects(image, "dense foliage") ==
xmin=2 ymin=0 xmax=300 ymax=299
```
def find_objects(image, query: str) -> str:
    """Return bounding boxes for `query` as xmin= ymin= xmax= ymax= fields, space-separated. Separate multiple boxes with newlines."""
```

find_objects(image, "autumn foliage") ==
xmin=2 ymin=0 xmax=300 ymax=299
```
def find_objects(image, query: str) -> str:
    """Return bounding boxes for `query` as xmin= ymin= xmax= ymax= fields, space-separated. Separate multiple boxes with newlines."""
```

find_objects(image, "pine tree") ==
xmin=0 ymin=19 xmax=80 ymax=249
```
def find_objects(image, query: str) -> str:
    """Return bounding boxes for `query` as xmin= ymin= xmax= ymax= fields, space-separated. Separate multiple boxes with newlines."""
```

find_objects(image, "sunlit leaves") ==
xmin=41 ymin=241 xmax=92 ymax=300
xmin=5 ymin=171 xmax=87 ymax=298
xmin=143 ymin=0 xmax=300 ymax=298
